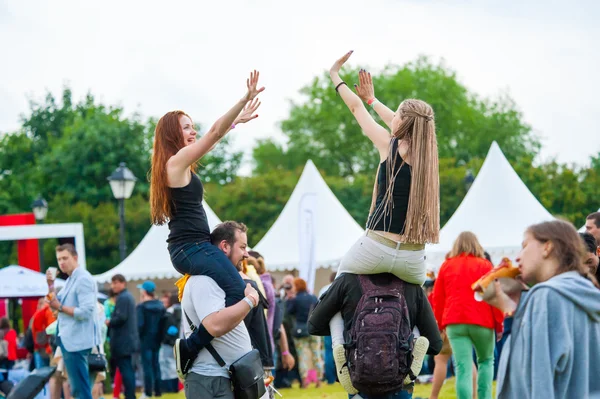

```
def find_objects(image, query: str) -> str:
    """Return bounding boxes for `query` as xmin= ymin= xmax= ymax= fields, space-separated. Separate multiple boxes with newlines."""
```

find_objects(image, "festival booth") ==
xmin=425 ymin=141 xmax=555 ymax=270
xmin=94 ymin=201 xmax=223 ymax=294
xmin=254 ymin=160 xmax=364 ymax=294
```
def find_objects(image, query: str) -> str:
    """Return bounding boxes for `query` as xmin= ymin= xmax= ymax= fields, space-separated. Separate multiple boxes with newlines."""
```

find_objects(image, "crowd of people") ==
xmin=144 ymin=52 xmax=600 ymax=399
xmin=0 ymin=244 xmax=188 ymax=399
xmin=2 ymin=50 xmax=600 ymax=399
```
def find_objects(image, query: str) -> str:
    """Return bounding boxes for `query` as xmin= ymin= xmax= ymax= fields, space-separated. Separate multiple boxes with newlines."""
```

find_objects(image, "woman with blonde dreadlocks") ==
xmin=327 ymin=51 xmax=440 ymax=395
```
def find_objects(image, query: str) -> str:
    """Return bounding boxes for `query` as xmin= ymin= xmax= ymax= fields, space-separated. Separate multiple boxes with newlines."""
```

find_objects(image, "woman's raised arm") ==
xmin=168 ymin=71 xmax=264 ymax=172
xmin=329 ymin=51 xmax=389 ymax=160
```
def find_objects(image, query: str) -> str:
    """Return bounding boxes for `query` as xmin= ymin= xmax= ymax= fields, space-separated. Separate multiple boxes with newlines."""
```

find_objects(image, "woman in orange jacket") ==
xmin=431 ymin=232 xmax=504 ymax=399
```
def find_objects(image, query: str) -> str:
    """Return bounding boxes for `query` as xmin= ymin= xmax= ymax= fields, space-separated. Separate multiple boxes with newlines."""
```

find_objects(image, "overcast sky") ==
xmin=1 ymin=0 xmax=598 ymax=172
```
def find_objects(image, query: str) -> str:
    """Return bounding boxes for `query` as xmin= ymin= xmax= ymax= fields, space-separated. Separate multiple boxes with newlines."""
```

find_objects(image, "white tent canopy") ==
xmin=0 ymin=265 xmax=65 ymax=299
xmin=254 ymin=160 xmax=364 ymax=272
xmin=95 ymin=202 xmax=223 ymax=282
xmin=426 ymin=141 xmax=554 ymax=268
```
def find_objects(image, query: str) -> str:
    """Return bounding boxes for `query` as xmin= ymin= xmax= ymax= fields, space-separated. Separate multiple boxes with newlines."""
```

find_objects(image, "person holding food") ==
xmin=484 ymin=220 xmax=600 ymax=399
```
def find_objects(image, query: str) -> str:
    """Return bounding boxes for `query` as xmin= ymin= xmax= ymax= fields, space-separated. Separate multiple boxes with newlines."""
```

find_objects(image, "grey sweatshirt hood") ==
xmin=496 ymin=271 xmax=600 ymax=399
xmin=528 ymin=271 xmax=600 ymax=322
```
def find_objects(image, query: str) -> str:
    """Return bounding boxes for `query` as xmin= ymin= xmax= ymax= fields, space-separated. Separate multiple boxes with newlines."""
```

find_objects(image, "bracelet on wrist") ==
xmin=243 ymin=296 xmax=255 ymax=310
xmin=367 ymin=98 xmax=379 ymax=108
xmin=231 ymin=123 xmax=236 ymax=130
xmin=335 ymin=81 xmax=347 ymax=94
xmin=282 ymin=350 xmax=290 ymax=356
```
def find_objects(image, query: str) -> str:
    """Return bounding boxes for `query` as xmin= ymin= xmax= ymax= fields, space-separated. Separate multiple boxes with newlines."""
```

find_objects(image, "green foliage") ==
xmin=516 ymin=155 xmax=600 ymax=226
xmin=198 ymin=136 xmax=244 ymax=185
xmin=204 ymin=168 xmax=300 ymax=245
xmin=0 ymin=88 xmax=237 ymax=273
xmin=41 ymin=194 xmax=150 ymax=275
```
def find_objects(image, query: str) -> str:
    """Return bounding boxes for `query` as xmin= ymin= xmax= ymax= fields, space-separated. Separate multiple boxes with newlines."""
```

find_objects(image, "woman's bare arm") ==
xmin=167 ymin=71 xmax=264 ymax=175
xmin=329 ymin=51 xmax=389 ymax=160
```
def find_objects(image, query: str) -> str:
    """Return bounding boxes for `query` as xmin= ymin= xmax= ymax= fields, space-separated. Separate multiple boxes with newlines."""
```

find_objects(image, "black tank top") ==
xmin=167 ymin=173 xmax=211 ymax=246
xmin=366 ymin=139 xmax=411 ymax=234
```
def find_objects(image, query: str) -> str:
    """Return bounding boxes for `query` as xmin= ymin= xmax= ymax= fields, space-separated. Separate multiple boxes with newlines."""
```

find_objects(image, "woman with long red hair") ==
xmin=150 ymin=71 xmax=264 ymax=379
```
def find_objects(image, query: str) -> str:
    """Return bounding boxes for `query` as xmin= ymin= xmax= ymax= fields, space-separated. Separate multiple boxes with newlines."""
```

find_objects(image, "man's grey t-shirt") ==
xmin=181 ymin=275 xmax=252 ymax=378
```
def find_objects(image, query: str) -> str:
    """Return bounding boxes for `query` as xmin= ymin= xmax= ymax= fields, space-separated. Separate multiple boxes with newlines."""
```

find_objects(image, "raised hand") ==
xmin=354 ymin=69 xmax=375 ymax=102
xmin=242 ymin=70 xmax=265 ymax=102
xmin=330 ymin=50 xmax=353 ymax=75
xmin=235 ymin=98 xmax=261 ymax=125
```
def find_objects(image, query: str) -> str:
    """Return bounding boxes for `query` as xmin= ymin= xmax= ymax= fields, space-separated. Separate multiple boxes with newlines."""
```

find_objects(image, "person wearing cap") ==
xmin=136 ymin=281 xmax=166 ymax=399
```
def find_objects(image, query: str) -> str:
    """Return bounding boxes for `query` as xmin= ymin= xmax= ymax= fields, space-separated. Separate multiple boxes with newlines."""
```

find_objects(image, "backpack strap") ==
xmin=358 ymin=274 xmax=405 ymax=295
xmin=183 ymin=309 xmax=226 ymax=368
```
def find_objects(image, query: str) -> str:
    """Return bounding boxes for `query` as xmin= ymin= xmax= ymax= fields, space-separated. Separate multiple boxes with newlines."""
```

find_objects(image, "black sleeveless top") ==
xmin=167 ymin=173 xmax=211 ymax=246
xmin=366 ymin=139 xmax=411 ymax=234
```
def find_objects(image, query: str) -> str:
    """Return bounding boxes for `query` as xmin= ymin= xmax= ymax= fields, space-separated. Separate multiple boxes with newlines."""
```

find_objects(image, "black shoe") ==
xmin=174 ymin=338 xmax=196 ymax=381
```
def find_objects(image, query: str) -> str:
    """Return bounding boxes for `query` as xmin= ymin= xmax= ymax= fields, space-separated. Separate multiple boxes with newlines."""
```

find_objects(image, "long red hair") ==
xmin=150 ymin=110 xmax=196 ymax=225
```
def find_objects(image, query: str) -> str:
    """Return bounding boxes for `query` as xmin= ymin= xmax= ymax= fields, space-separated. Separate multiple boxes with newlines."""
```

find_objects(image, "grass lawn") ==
xmin=154 ymin=378 xmax=496 ymax=398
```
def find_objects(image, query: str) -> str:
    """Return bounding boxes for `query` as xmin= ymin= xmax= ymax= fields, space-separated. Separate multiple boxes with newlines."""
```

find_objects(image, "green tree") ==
xmin=253 ymin=57 xmax=539 ymax=177
xmin=22 ymin=87 xmax=76 ymax=150
xmin=198 ymin=136 xmax=243 ymax=185
xmin=203 ymin=168 xmax=301 ymax=245
xmin=37 ymin=100 xmax=153 ymax=206
xmin=40 ymin=194 xmax=151 ymax=275
xmin=515 ymin=156 xmax=600 ymax=227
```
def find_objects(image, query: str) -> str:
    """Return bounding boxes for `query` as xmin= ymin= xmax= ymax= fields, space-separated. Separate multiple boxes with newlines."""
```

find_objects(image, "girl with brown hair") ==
xmin=149 ymin=71 xmax=264 ymax=379
xmin=431 ymin=232 xmax=503 ymax=399
xmin=487 ymin=220 xmax=600 ymax=398
xmin=327 ymin=51 xmax=440 ymax=393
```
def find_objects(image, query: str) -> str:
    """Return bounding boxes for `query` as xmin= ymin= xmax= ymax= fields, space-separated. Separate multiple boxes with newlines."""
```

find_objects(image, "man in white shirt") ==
xmin=181 ymin=221 xmax=260 ymax=399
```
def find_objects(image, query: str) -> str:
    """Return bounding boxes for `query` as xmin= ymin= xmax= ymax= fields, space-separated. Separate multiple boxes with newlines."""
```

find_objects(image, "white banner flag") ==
xmin=298 ymin=192 xmax=317 ymax=293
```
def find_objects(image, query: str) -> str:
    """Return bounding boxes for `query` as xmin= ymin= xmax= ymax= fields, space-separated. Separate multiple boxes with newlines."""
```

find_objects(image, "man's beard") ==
xmin=232 ymin=257 xmax=243 ymax=272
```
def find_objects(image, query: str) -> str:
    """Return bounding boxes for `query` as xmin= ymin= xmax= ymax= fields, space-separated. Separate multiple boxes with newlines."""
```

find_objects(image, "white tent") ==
xmin=254 ymin=160 xmax=364 ymax=272
xmin=95 ymin=202 xmax=223 ymax=282
xmin=426 ymin=141 xmax=554 ymax=268
xmin=0 ymin=265 xmax=65 ymax=298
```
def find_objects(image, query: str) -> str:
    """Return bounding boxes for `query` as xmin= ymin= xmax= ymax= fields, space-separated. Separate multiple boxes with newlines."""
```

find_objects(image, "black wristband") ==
xmin=335 ymin=81 xmax=347 ymax=94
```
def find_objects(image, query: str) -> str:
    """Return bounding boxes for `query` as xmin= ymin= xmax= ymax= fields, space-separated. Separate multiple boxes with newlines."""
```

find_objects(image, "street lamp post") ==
xmin=108 ymin=163 xmax=137 ymax=261
xmin=31 ymin=196 xmax=48 ymax=270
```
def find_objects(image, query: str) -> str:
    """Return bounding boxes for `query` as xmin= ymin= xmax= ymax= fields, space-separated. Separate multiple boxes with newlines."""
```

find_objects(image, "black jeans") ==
xmin=141 ymin=349 xmax=161 ymax=397
xmin=169 ymin=241 xmax=246 ymax=351
xmin=114 ymin=356 xmax=136 ymax=399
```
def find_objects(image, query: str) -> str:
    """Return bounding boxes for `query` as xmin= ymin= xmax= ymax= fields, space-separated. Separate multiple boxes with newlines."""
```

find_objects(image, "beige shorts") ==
xmin=337 ymin=232 xmax=426 ymax=285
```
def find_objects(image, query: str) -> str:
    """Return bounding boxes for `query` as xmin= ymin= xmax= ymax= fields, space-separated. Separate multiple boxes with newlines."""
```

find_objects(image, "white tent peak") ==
xmin=427 ymin=141 xmax=554 ymax=264
xmin=254 ymin=159 xmax=364 ymax=270
xmin=95 ymin=201 xmax=222 ymax=283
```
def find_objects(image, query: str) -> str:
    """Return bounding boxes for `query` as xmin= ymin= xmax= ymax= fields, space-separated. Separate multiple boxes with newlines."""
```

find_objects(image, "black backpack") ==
xmin=345 ymin=275 xmax=414 ymax=397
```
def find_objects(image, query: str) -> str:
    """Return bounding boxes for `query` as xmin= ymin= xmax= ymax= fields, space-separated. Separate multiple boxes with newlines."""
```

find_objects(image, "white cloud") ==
xmin=1 ymin=0 xmax=598 ymax=172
